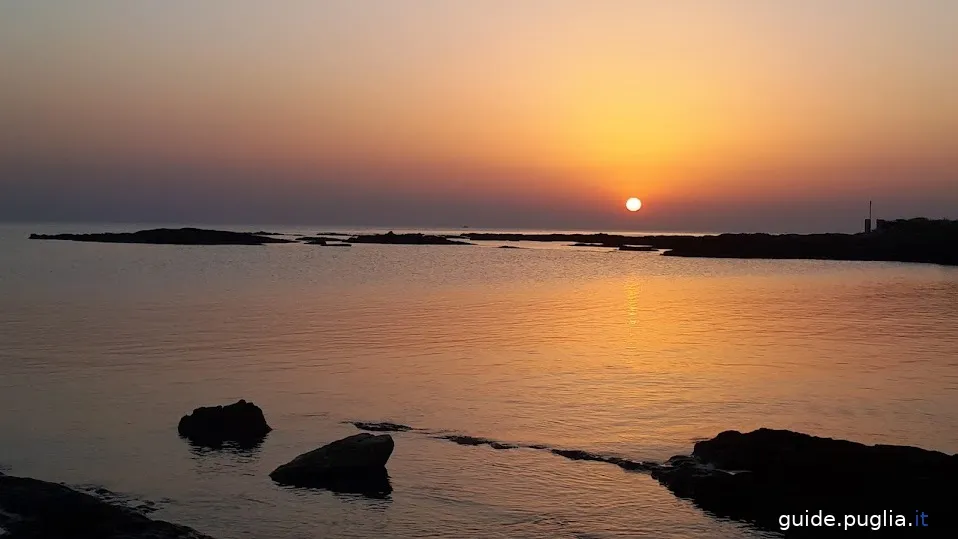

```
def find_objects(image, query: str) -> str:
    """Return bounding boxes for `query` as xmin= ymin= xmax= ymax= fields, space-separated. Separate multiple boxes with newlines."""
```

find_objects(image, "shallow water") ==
xmin=1 ymin=223 xmax=956 ymax=538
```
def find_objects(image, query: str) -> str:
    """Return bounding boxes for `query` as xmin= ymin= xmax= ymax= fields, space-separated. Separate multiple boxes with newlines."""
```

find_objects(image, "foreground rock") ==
xmin=652 ymin=429 xmax=957 ymax=535
xmin=346 ymin=231 xmax=473 ymax=245
xmin=29 ymin=228 xmax=294 ymax=246
xmin=0 ymin=473 xmax=214 ymax=538
xmin=177 ymin=400 xmax=271 ymax=448
xmin=270 ymin=433 xmax=394 ymax=495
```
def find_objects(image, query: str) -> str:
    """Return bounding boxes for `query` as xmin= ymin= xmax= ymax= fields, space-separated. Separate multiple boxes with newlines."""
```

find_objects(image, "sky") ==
xmin=1 ymin=1 xmax=956 ymax=232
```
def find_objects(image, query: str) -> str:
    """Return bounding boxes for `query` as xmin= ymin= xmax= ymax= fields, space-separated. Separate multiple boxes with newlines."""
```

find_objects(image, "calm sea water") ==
xmin=1 ymin=223 xmax=957 ymax=539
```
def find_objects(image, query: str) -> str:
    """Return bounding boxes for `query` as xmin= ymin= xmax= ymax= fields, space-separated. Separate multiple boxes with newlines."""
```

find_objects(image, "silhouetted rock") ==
xmin=570 ymin=242 xmax=613 ymax=247
xmin=177 ymin=400 xmax=271 ymax=448
xmin=0 ymin=474 xmax=214 ymax=538
xmin=350 ymin=421 xmax=413 ymax=432
xmin=269 ymin=433 xmax=394 ymax=495
xmin=346 ymin=231 xmax=474 ymax=245
xmin=29 ymin=228 xmax=294 ymax=246
xmin=252 ymin=230 xmax=283 ymax=236
xmin=618 ymin=245 xmax=654 ymax=251
xmin=652 ymin=429 xmax=958 ymax=535
xmin=497 ymin=245 xmax=525 ymax=249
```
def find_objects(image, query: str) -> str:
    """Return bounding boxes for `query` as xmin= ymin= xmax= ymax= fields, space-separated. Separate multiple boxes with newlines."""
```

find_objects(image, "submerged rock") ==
xmin=652 ymin=428 xmax=958 ymax=535
xmin=270 ymin=433 xmax=394 ymax=495
xmin=177 ymin=400 xmax=271 ymax=448
xmin=0 ymin=474 xmax=214 ymax=538
xmin=350 ymin=421 xmax=413 ymax=432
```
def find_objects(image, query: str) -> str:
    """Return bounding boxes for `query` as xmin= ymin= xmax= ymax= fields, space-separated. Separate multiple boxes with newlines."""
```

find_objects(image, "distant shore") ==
xmin=27 ymin=218 xmax=957 ymax=266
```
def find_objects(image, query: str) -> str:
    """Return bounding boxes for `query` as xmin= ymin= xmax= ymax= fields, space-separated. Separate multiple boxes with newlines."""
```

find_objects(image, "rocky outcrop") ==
xmin=269 ymin=433 xmax=394 ymax=495
xmin=0 ymin=474 xmax=214 ymax=538
xmin=29 ymin=228 xmax=294 ymax=246
xmin=177 ymin=400 xmax=271 ymax=448
xmin=652 ymin=429 xmax=958 ymax=535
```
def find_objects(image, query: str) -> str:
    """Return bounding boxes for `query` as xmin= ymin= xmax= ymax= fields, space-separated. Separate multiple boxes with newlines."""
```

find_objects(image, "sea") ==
xmin=1 ymin=222 xmax=956 ymax=539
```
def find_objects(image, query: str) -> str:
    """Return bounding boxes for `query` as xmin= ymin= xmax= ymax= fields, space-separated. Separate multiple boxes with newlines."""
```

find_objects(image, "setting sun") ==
xmin=626 ymin=198 xmax=642 ymax=212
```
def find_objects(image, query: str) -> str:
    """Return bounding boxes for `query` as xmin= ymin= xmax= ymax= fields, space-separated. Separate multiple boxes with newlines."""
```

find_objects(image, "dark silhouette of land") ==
xmin=29 ymin=228 xmax=294 ymax=246
xmin=465 ymin=218 xmax=958 ymax=265
xmin=26 ymin=218 xmax=956 ymax=264
xmin=346 ymin=231 xmax=474 ymax=245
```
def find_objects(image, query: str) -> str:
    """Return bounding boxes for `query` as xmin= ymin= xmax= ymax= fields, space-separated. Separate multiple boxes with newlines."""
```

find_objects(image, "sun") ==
xmin=626 ymin=197 xmax=642 ymax=212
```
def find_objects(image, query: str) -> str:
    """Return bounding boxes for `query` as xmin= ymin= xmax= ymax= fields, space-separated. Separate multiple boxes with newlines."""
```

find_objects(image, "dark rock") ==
xmin=177 ymin=400 xmax=271 ymax=448
xmin=269 ymin=433 xmax=394 ymax=495
xmin=350 ymin=421 xmax=413 ymax=432
xmin=346 ymin=232 xmax=474 ymax=245
xmin=653 ymin=429 xmax=958 ymax=535
xmin=0 ymin=474 xmax=214 ymax=538
xmin=497 ymin=245 xmax=524 ymax=249
xmin=618 ymin=245 xmax=654 ymax=251
xmin=29 ymin=228 xmax=294 ymax=246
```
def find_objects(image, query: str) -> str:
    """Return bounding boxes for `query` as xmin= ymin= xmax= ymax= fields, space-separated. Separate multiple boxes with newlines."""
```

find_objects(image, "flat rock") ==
xmin=270 ymin=433 xmax=394 ymax=495
xmin=177 ymin=400 xmax=271 ymax=448
xmin=0 ymin=474 xmax=214 ymax=538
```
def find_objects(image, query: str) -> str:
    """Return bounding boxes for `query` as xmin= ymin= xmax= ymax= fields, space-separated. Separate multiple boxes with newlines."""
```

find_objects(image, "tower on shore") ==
xmin=864 ymin=200 xmax=872 ymax=233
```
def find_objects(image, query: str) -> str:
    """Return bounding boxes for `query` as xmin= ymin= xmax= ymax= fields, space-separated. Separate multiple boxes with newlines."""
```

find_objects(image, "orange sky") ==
xmin=1 ymin=1 xmax=956 ymax=230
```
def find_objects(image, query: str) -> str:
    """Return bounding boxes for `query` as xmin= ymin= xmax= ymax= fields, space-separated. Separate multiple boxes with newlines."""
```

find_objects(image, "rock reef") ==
xmin=270 ymin=433 xmax=394 ymax=496
xmin=0 ymin=473 xmax=214 ymax=538
xmin=177 ymin=400 xmax=272 ymax=448
xmin=29 ymin=228 xmax=294 ymax=246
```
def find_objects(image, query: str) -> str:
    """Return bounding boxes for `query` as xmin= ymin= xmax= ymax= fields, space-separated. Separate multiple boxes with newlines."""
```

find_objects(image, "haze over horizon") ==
xmin=2 ymin=1 xmax=956 ymax=233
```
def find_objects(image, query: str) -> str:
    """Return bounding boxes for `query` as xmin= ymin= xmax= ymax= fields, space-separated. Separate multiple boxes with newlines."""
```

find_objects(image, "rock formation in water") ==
xmin=346 ymin=231 xmax=474 ymax=245
xmin=29 ymin=228 xmax=294 ymax=246
xmin=0 ymin=473 xmax=215 ymax=538
xmin=652 ymin=428 xmax=957 ymax=535
xmin=177 ymin=400 xmax=272 ymax=448
xmin=269 ymin=433 xmax=394 ymax=495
